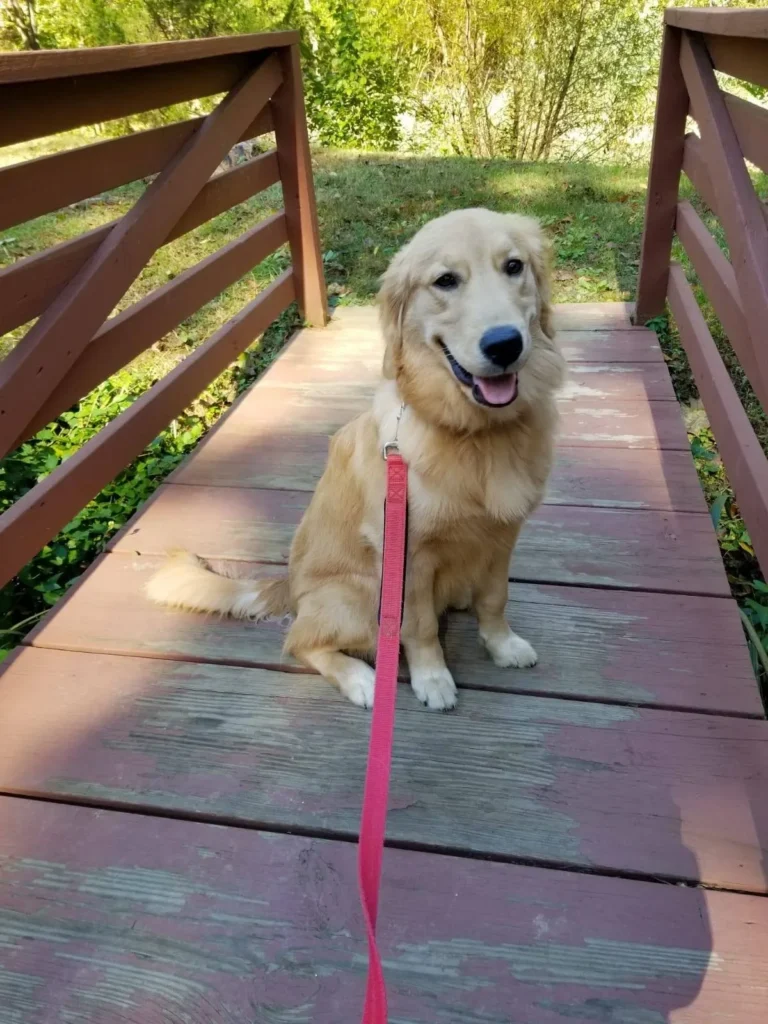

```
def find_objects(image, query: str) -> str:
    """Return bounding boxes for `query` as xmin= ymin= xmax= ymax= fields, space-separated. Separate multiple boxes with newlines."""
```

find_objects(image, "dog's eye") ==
xmin=433 ymin=272 xmax=460 ymax=290
xmin=503 ymin=258 xmax=524 ymax=276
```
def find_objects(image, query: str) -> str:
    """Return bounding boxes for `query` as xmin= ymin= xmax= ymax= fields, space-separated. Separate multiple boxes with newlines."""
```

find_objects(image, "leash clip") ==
xmin=382 ymin=402 xmax=406 ymax=460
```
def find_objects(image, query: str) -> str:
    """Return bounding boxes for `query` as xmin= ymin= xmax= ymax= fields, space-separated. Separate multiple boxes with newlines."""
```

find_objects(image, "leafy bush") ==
xmin=301 ymin=0 xmax=409 ymax=150
xmin=647 ymin=311 xmax=768 ymax=703
xmin=689 ymin=424 xmax=768 ymax=698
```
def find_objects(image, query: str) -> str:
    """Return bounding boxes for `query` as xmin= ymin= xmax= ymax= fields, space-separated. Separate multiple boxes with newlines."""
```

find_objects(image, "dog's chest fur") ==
xmin=372 ymin=385 xmax=549 ymax=540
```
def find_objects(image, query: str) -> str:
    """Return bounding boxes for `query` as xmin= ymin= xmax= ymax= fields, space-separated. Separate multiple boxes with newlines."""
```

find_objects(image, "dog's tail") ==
xmin=146 ymin=550 xmax=291 ymax=620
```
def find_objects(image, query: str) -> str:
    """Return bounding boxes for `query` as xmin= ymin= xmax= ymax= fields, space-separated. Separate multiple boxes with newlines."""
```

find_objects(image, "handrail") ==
xmin=636 ymin=7 xmax=768 ymax=574
xmin=665 ymin=6 xmax=768 ymax=38
xmin=0 ymin=33 xmax=327 ymax=589
xmin=0 ymin=31 xmax=301 ymax=83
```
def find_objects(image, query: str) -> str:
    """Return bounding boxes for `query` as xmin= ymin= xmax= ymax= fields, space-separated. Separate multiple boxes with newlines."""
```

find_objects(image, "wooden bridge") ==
xmin=1 ymin=8 xmax=768 ymax=1022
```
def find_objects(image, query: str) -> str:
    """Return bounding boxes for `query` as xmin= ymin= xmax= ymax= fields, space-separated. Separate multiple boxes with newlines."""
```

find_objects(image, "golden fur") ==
xmin=148 ymin=208 xmax=567 ymax=709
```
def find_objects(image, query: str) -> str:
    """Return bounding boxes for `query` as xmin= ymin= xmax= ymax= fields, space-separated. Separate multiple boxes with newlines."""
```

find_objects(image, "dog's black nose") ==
xmin=479 ymin=325 xmax=524 ymax=368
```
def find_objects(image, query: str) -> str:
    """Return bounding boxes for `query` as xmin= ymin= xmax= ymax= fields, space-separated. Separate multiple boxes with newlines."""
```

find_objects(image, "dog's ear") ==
xmin=377 ymin=249 xmax=412 ymax=379
xmin=527 ymin=226 xmax=556 ymax=341
xmin=509 ymin=215 xmax=555 ymax=341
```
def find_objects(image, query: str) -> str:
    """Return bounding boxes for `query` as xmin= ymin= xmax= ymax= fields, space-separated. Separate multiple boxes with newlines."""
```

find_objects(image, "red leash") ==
xmin=358 ymin=439 xmax=408 ymax=1024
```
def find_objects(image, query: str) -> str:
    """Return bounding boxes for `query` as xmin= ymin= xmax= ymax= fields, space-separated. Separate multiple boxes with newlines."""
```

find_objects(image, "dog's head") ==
xmin=378 ymin=208 xmax=565 ymax=431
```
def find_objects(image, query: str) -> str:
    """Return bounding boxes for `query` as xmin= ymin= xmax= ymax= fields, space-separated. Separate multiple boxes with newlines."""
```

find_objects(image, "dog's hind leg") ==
xmin=299 ymin=648 xmax=376 ymax=709
xmin=284 ymin=580 xmax=378 ymax=708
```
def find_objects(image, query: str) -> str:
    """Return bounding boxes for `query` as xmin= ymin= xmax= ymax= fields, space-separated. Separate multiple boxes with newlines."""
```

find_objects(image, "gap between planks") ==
xmin=105 ymin=486 xmax=731 ymax=597
xmin=24 ymin=550 xmax=757 ymax=715
xmin=162 ymin=476 xmax=712 ymax=517
xmin=19 ymin=636 xmax=764 ymax=721
xmin=3 ymin=785 xmax=766 ymax=899
xmin=104 ymin=546 xmax=733 ymax=600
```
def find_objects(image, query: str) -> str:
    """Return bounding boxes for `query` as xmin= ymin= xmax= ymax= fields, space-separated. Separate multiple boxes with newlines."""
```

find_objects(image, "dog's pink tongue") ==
xmin=474 ymin=373 xmax=518 ymax=405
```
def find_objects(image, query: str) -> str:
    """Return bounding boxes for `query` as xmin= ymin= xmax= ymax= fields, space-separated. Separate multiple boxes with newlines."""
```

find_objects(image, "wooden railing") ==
xmin=0 ymin=32 xmax=327 ymax=589
xmin=636 ymin=6 xmax=768 ymax=574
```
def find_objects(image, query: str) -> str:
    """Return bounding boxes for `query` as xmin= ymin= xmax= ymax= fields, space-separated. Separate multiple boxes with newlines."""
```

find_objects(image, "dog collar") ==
xmin=382 ymin=402 xmax=406 ymax=460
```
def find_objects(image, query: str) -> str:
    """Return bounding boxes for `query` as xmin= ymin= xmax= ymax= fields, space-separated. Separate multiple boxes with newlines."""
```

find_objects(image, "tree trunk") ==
xmin=538 ymin=1 xmax=588 ymax=160
xmin=8 ymin=0 xmax=41 ymax=49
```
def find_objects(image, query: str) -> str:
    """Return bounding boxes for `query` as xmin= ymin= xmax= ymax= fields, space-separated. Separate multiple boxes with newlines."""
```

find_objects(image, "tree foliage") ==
xmin=0 ymin=0 xmax=765 ymax=157
xmin=0 ymin=0 xmax=409 ymax=148
xmin=414 ymin=0 xmax=662 ymax=161
xmin=300 ymin=0 xmax=413 ymax=150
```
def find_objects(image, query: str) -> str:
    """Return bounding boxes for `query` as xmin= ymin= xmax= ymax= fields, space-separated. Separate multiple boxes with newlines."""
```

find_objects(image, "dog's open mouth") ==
xmin=438 ymin=341 xmax=519 ymax=407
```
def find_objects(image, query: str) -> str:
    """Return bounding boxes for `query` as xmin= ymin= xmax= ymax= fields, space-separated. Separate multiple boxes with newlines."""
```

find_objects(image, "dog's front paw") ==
xmin=484 ymin=631 xmax=538 ymax=669
xmin=410 ymin=667 xmax=458 ymax=711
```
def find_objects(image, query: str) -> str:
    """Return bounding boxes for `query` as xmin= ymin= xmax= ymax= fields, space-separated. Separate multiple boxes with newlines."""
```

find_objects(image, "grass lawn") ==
xmin=1 ymin=144 xmax=767 ymax=689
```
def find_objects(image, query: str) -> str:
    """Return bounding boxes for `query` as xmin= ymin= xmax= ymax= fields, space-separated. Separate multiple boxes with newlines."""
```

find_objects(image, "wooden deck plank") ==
xmin=263 ymin=310 xmax=670 ymax=395
xmin=260 ymin=352 xmax=677 ymax=401
xmin=172 ymin=425 xmax=706 ymax=512
xmin=561 ymin=328 xmax=662 ymax=361
xmin=1 ymin=648 xmax=767 ymax=890
xmin=561 ymin=398 xmax=690 ymax=449
xmin=179 ymin=381 xmax=691 ymax=454
xmin=109 ymin=485 xmax=730 ymax=596
xmin=319 ymin=301 xmax=638 ymax=334
xmin=288 ymin=306 xmax=663 ymax=362
xmin=549 ymin=447 xmax=705 ymax=510
xmin=327 ymin=301 xmax=638 ymax=333
xmin=554 ymin=301 xmax=635 ymax=329
xmin=1 ymin=795 xmax=765 ymax=1023
xmin=26 ymin=553 xmax=760 ymax=715
xmin=522 ymin=505 xmax=727 ymax=594
xmin=307 ymin=325 xmax=664 ymax=363
xmin=560 ymin=363 xmax=676 ymax=401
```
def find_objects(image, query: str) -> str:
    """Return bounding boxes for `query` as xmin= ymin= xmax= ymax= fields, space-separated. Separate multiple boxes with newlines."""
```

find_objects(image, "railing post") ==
xmin=271 ymin=43 xmax=328 ymax=326
xmin=635 ymin=24 xmax=689 ymax=324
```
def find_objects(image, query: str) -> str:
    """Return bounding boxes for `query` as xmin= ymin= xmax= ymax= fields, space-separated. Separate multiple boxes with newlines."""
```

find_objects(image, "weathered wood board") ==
xmin=27 ymin=553 xmax=759 ymax=715
xmin=554 ymin=301 xmax=635 ymax=328
xmin=108 ymin=485 xmax=730 ymax=595
xmin=1 ymin=795 xmax=766 ymax=1023
xmin=168 ymin=383 xmax=691 ymax=467
xmin=2 ymin=648 xmax=767 ymax=890
xmin=2 ymin=299 xmax=762 ymax=1024
xmin=303 ymin=303 xmax=658 ymax=359
xmin=558 ymin=398 xmax=690 ymax=449
xmin=173 ymin=425 xmax=706 ymax=512
xmin=286 ymin=325 xmax=664 ymax=364
xmin=256 ymin=306 xmax=669 ymax=406
xmin=260 ymin=352 xmax=677 ymax=400
xmin=324 ymin=302 xmax=639 ymax=334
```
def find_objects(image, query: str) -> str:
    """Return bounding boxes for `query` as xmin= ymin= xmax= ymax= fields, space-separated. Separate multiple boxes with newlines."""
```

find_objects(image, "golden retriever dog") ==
xmin=148 ymin=208 xmax=566 ymax=710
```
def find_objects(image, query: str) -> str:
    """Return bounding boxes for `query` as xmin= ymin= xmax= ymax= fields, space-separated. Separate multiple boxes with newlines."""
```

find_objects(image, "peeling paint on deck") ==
xmin=390 ymin=937 xmax=718 ymax=989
